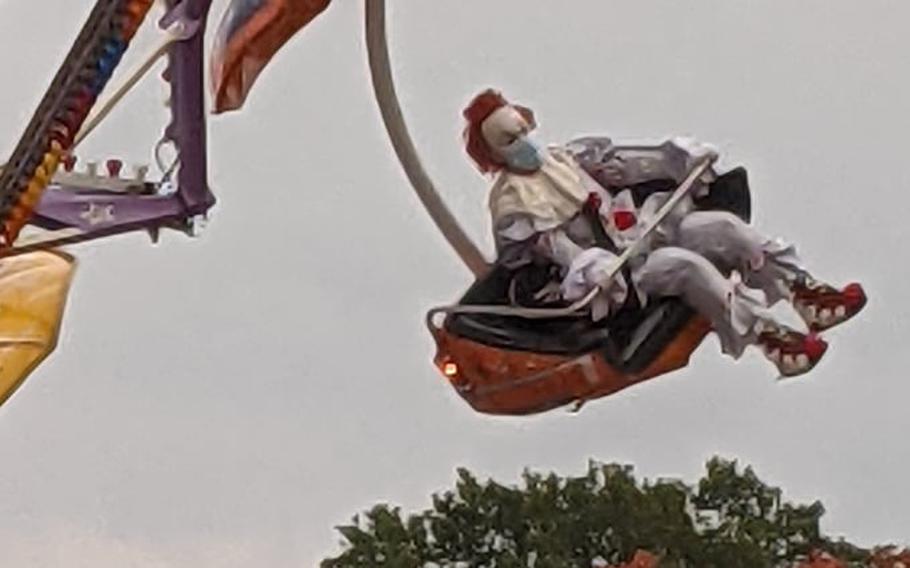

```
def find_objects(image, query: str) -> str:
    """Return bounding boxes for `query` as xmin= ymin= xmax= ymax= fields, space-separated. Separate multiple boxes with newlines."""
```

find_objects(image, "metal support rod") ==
xmin=73 ymin=33 xmax=179 ymax=149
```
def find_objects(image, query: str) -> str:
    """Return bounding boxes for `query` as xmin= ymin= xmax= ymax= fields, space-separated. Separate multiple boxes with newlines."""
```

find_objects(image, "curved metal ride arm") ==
xmin=364 ymin=0 xmax=489 ymax=278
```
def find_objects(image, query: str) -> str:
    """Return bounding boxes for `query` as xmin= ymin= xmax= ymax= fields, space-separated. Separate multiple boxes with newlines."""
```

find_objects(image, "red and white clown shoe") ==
xmin=758 ymin=327 xmax=829 ymax=378
xmin=791 ymin=279 xmax=867 ymax=332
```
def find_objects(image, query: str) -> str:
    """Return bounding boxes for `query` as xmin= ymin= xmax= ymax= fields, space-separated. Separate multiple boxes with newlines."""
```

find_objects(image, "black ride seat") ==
xmin=445 ymin=167 xmax=752 ymax=373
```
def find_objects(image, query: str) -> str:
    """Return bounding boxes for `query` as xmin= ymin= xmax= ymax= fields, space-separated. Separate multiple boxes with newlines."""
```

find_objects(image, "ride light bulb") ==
xmin=106 ymin=159 xmax=123 ymax=177
xmin=442 ymin=362 xmax=458 ymax=378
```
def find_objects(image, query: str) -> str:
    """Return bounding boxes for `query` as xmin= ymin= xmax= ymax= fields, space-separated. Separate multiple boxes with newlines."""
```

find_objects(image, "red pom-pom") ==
xmin=584 ymin=192 xmax=602 ymax=212
xmin=106 ymin=158 xmax=123 ymax=177
xmin=613 ymin=210 xmax=637 ymax=231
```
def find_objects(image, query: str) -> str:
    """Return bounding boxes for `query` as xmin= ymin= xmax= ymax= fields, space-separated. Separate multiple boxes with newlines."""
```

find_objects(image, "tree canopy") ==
xmin=321 ymin=458 xmax=906 ymax=567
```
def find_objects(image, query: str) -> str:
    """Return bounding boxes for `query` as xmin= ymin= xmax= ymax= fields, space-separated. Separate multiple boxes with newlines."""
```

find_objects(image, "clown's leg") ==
xmin=633 ymin=247 xmax=826 ymax=377
xmin=675 ymin=211 xmax=866 ymax=332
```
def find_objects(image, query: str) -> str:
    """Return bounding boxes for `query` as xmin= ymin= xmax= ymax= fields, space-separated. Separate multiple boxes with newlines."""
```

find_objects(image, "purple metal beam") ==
xmin=31 ymin=187 xmax=185 ymax=232
xmin=161 ymin=0 xmax=215 ymax=214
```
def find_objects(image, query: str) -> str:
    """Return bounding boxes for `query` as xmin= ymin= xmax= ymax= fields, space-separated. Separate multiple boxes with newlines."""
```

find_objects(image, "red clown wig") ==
xmin=462 ymin=89 xmax=536 ymax=175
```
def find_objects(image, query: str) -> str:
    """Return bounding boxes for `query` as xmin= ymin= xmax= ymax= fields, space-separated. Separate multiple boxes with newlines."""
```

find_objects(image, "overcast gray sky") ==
xmin=1 ymin=1 xmax=908 ymax=566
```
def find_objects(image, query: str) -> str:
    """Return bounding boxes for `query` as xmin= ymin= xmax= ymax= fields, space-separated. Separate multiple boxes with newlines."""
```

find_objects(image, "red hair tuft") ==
xmin=462 ymin=89 xmax=509 ymax=174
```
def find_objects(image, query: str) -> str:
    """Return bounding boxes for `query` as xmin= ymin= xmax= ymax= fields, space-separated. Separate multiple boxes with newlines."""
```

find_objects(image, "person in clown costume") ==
xmin=461 ymin=89 xmax=866 ymax=378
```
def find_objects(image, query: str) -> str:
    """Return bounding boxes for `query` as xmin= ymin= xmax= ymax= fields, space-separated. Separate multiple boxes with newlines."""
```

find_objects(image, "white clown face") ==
xmin=481 ymin=106 xmax=533 ymax=153
xmin=481 ymin=105 xmax=541 ymax=172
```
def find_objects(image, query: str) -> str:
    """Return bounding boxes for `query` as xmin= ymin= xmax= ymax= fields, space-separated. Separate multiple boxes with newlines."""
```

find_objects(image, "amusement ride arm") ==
xmin=364 ymin=0 xmax=489 ymax=278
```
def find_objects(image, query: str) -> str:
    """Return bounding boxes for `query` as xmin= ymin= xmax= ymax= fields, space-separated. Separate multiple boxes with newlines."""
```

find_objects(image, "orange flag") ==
xmin=211 ymin=0 xmax=333 ymax=113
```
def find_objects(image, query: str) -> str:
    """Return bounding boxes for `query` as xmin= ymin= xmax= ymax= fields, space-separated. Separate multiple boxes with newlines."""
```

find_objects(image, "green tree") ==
xmin=321 ymin=458 xmax=886 ymax=567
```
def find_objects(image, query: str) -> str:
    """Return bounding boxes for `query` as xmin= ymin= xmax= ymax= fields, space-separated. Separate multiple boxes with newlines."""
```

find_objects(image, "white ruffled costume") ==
xmin=488 ymin=134 xmax=807 ymax=358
